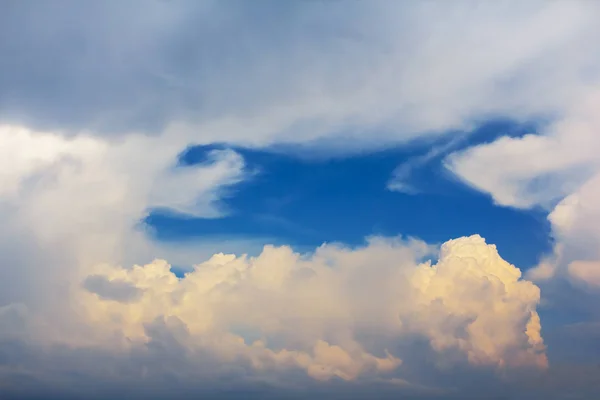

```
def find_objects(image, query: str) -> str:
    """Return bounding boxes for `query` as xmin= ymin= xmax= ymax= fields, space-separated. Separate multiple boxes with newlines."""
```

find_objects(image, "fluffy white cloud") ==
xmin=42 ymin=234 xmax=542 ymax=384
xmin=0 ymin=234 xmax=546 ymax=397
xmin=447 ymin=94 xmax=600 ymax=289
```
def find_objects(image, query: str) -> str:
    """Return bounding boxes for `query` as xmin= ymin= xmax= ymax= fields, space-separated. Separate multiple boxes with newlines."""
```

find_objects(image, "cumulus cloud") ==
xmin=78 ymin=236 xmax=545 ymax=375
xmin=0 ymin=235 xmax=546 ymax=396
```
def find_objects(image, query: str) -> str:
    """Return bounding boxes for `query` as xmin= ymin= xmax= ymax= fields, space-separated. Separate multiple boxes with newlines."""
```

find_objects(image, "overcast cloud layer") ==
xmin=2 ymin=1 xmax=600 ymax=399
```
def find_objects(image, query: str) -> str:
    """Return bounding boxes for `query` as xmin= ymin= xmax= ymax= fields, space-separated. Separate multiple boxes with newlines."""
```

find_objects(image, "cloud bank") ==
xmin=1 ymin=1 xmax=598 ymax=149
xmin=1 ymin=235 xmax=546 ymax=396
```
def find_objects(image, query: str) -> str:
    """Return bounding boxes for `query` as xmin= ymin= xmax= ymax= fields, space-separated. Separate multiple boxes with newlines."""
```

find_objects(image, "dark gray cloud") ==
xmin=0 ymin=329 xmax=599 ymax=400
xmin=0 ymin=0 xmax=373 ymax=135
xmin=0 ymin=0 xmax=209 ymax=133
xmin=4 ymin=0 xmax=594 ymax=147
xmin=0 ymin=307 xmax=598 ymax=400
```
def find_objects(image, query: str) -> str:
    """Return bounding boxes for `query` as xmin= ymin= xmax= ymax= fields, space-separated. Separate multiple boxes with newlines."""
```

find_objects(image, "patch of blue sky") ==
xmin=145 ymin=119 xmax=552 ymax=270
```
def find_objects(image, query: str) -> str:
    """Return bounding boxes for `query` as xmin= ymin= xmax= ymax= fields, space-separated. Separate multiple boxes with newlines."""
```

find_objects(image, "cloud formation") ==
xmin=0 ymin=235 xmax=546 ymax=396
xmin=447 ymin=93 xmax=600 ymax=290
xmin=0 ymin=124 xmax=246 ymax=314
xmin=2 ymin=1 xmax=600 ymax=398
xmin=1 ymin=1 xmax=599 ymax=151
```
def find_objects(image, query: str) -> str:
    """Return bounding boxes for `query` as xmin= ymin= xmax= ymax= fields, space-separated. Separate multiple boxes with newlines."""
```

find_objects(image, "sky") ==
xmin=1 ymin=1 xmax=600 ymax=399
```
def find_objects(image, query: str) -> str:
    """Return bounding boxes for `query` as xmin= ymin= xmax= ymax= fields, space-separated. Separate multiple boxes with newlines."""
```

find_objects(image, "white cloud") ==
xmin=73 ymin=236 xmax=544 ymax=377
xmin=0 ymin=125 xmax=104 ymax=199
xmin=447 ymin=92 xmax=600 ymax=209
xmin=447 ymin=93 xmax=600 ymax=289
xmin=0 ymin=124 xmax=246 ymax=315
xmin=0 ymin=235 xmax=546 ymax=395
xmin=147 ymin=148 xmax=246 ymax=217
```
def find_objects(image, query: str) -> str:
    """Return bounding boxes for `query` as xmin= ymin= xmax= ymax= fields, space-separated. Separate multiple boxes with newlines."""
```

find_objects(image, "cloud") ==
xmin=446 ymin=93 xmax=600 ymax=290
xmin=76 ymin=237 xmax=547 ymax=373
xmin=2 ymin=1 xmax=599 ymax=152
xmin=568 ymin=261 xmax=600 ymax=287
xmin=387 ymin=134 xmax=468 ymax=194
xmin=83 ymin=275 xmax=144 ymax=303
xmin=2 ymin=1 xmax=600 ymax=397
xmin=0 ymin=124 xmax=246 ymax=315
xmin=0 ymin=235 xmax=547 ymax=397
xmin=148 ymin=148 xmax=247 ymax=217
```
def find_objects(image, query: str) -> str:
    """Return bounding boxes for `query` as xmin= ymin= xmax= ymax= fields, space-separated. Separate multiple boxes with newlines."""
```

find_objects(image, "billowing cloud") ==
xmin=0 ymin=127 xmax=548 ymax=396
xmin=0 ymin=235 xmax=546 ymax=396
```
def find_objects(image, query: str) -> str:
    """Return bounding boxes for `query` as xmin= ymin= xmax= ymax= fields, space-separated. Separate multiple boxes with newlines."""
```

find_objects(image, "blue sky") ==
xmin=147 ymin=119 xmax=552 ymax=270
xmin=2 ymin=2 xmax=600 ymax=399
